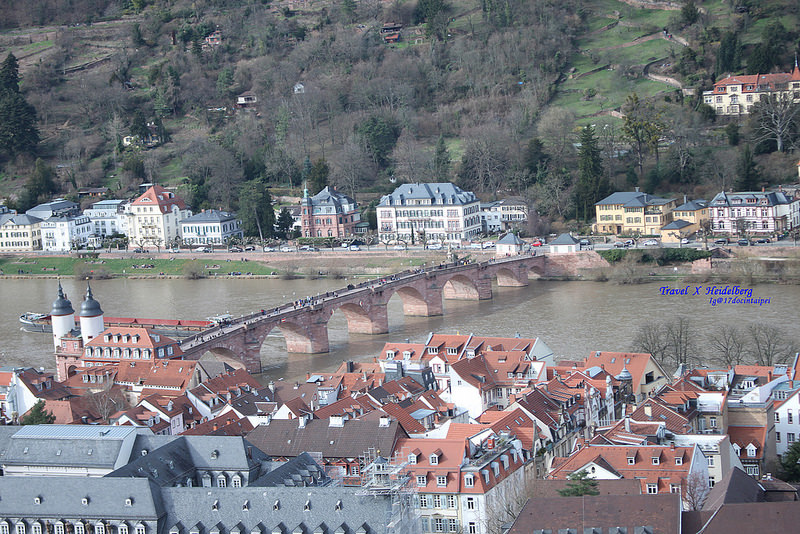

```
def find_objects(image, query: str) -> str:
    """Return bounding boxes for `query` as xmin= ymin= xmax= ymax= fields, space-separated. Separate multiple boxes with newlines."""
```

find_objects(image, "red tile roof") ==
xmin=131 ymin=184 xmax=186 ymax=213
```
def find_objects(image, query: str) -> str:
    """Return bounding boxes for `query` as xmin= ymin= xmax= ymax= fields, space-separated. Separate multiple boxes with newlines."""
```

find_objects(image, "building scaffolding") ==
xmin=357 ymin=447 xmax=421 ymax=534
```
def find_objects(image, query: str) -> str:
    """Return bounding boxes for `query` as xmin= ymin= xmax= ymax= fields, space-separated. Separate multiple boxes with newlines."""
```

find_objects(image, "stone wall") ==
xmin=544 ymin=251 xmax=610 ymax=276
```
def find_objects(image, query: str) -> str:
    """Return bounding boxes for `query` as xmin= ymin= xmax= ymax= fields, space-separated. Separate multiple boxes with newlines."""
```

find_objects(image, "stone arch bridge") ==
xmin=180 ymin=254 xmax=546 ymax=373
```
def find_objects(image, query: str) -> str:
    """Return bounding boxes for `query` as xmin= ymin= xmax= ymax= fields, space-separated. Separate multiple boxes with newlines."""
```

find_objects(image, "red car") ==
xmin=532 ymin=240 xmax=543 ymax=247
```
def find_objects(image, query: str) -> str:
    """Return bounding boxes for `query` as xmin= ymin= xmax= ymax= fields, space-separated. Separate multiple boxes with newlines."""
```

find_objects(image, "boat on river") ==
xmin=19 ymin=312 xmax=214 ymax=338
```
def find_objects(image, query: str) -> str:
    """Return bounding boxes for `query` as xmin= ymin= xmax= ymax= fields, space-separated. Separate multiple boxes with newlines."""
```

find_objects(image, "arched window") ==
xmin=31 ymin=524 xmax=40 ymax=534
xmin=135 ymin=524 xmax=146 ymax=534
xmin=119 ymin=524 xmax=129 ymax=534
xmin=55 ymin=523 xmax=64 ymax=534
xmin=232 ymin=474 xmax=242 ymax=488
xmin=75 ymin=524 xmax=85 ymax=534
xmin=217 ymin=474 xmax=227 ymax=487
xmin=95 ymin=524 xmax=105 ymax=534
xmin=15 ymin=523 xmax=25 ymax=534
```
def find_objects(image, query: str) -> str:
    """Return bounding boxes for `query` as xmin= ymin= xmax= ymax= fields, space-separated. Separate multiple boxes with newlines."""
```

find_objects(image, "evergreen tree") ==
xmin=433 ymin=135 xmax=451 ymax=181
xmin=238 ymin=179 xmax=275 ymax=239
xmin=680 ymin=0 xmax=699 ymax=25
xmin=523 ymin=138 xmax=549 ymax=176
xmin=130 ymin=110 xmax=149 ymax=142
xmin=308 ymin=159 xmax=329 ymax=195
xmin=0 ymin=90 xmax=39 ymax=158
xmin=735 ymin=145 xmax=760 ymax=191
xmin=557 ymin=470 xmax=600 ymax=497
xmin=0 ymin=53 xmax=20 ymax=94
xmin=715 ymin=32 xmax=740 ymax=78
xmin=20 ymin=400 xmax=55 ymax=425
xmin=574 ymin=125 xmax=608 ymax=221
xmin=276 ymin=207 xmax=295 ymax=239
xmin=780 ymin=441 xmax=800 ymax=482
xmin=301 ymin=156 xmax=312 ymax=184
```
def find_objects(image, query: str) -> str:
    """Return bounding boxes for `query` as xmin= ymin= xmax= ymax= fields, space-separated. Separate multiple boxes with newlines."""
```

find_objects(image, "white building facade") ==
xmin=126 ymin=185 xmax=192 ymax=248
xmin=180 ymin=209 xmax=243 ymax=245
xmin=84 ymin=200 xmax=129 ymax=238
xmin=40 ymin=215 xmax=94 ymax=251
xmin=377 ymin=183 xmax=482 ymax=245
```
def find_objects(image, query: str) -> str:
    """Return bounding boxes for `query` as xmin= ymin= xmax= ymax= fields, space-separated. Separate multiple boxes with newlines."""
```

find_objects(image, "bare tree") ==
xmin=750 ymin=92 xmax=800 ymax=153
xmin=536 ymin=107 xmax=576 ymax=169
xmin=633 ymin=321 xmax=670 ymax=368
xmin=682 ymin=471 xmax=709 ymax=511
xmin=665 ymin=316 xmax=696 ymax=367
xmin=748 ymin=323 xmax=795 ymax=366
xmin=707 ymin=325 xmax=748 ymax=367
xmin=87 ymin=386 xmax=128 ymax=423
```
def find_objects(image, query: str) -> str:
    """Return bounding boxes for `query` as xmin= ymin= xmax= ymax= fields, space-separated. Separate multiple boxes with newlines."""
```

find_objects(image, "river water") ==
xmin=1 ymin=278 xmax=797 ymax=383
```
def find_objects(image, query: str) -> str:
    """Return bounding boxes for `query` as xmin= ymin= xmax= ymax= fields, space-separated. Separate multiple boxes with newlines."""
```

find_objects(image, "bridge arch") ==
xmin=199 ymin=346 xmax=247 ymax=370
xmin=495 ymin=266 xmax=529 ymax=287
xmin=385 ymin=285 xmax=440 ymax=317
xmin=332 ymin=302 xmax=389 ymax=335
xmin=442 ymin=273 xmax=491 ymax=300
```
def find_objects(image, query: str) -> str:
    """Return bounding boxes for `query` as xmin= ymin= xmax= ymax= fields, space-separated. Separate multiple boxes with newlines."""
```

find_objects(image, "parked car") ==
xmin=482 ymin=242 xmax=495 ymax=249
xmin=244 ymin=245 xmax=256 ymax=251
xmin=532 ymin=240 xmax=543 ymax=247
xmin=579 ymin=239 xmax=591 ymax=246
xmin=737 ymin=239 xmax=750 ymax=246
xmin=299 ymin=245 xmax=319 ymax=251
xmin=133 ymin=248 xmax=147 ymax=253
xmin=469 ymin=242 xmax=483 ymax=249
xmin=279 ymin=246 xmax=295 ymax=253
xmin=624 ymin=239 xmax=635 ymax=247
xmin=349 ymin=245 xmax=361 ymax=251
xmin=755 ymin=238 xmax=770 ymax=244
xmin=168 ymin=248 xmax=180 ymax=253
xmin=680 ymin=238 xmax=690 ymax=245
xmin=194 ymin=246 xmax=212 ymax=253
xmin=228 ymin=246 xmax=243 ymax=253
xmin=613 ymin=242 xmax=627 ymax=248
xmin=714 ymin=238 xmax=728 ymax=245
xmin=393 ymin=244 xmax=406 ymax=250
xmin=426 ymin=243 xmax=443 ymax=250
xmin=643 ymin=239 xmax=658 ymax=246
xmin=263 ymin=246 xmax=276 ymax=252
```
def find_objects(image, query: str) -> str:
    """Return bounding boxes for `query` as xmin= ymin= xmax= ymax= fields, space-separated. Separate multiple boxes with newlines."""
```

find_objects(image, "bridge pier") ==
xmin=344 ymin=302 xmax=389 ymax=334
xmin=442 ymin=275 xmax=492 ymax=300
xmin=282 ymin=320 xmax=330 ymax=354
xmin=495 ymin=265 xmax=530 ymax=287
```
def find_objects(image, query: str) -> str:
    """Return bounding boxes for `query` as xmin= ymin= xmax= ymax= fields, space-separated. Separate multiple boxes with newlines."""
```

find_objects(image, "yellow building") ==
xmin=594 ymin=191 xmax=676 ymax=236
xmin=0 ymin=214 xmax=42 ymax=252
xmin=661 ymin=199 xmax=709 ymax=242
xmin=703 ymin=63 xmax=800 ymax=116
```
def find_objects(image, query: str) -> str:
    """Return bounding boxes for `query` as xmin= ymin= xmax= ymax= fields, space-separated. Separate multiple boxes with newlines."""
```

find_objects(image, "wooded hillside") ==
xmin=0 ymin=0 xmax=798 ymax=236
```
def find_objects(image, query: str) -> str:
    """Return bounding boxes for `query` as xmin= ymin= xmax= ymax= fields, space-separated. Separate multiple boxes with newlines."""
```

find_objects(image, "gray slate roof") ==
xmin=497 ymin=233 xmax=524 ymax=245
xmin=675 ymin=199 xmax=707 ymax=211
xmin=0 ymin=476 xmax=164 ymax=520
xmin=79 ymin=284 xmax=104 ymax=317
xmin=305 ymin=186 xmax=356 ymax=212
xmin=1 ymin=213 xmax=42 ymax=226
xmin=160 ymin=486 xmax=395 ymax=534
xmin=26 ymin=198 xmax=79 ymax=219
xmin=594 ymin=191 xmax=674 ymax=207
xmin=662 ymin=219 xmax=693 ymax=230
xmin=250 ymin=452 xmax=330 ymax=487
xmin=51 ymin=282 xmax=75 ymax=316
xmin=246 ymin=418 xmax=405 ymax=459
xmin=181 ymin=209 xmax=238 ymax=224
xmin=4 ymin=425 xmax=137 ymax=470
xmin=710 ymin=190 xmax=795 ymax=207
xmin=378 ymin=182 xmax=477 ymax=207
xmin=549 ymin=233 xmax=579 ymax=245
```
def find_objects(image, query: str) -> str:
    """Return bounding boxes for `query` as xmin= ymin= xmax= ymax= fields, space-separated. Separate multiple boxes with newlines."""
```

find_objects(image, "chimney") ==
xmin=329 ymin=415 xmax=344 ymax=427
xmin=298 ymin=414 xmax=306 ymax=428
xmin=683 ymin=194 xmax=687 ymax=204
xmin=346 ymin=361 xmax=354 ymax=373
xmin=306 ymin=372 xmax=311 ymax=380
xmin=379 ymin=415 xmax=390 ymax=427
xmin=268 ymin=381 xmax=275 ymax=394
xmin=212 ymin=423 xmax=218 ymax=431
xmin=624 ymin=415 xmax=630 ymax=432
xmin=670 ymin=441 xmax=675 ymax=450
xmin=635 ymin=186 xmax=640 ymax=193
xmin=762 ymin=186 xmax=765 ymax=192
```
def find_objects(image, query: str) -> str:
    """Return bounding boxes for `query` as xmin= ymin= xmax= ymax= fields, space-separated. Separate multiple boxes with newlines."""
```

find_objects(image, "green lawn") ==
xmin=552 ymin=70 xmax=672 ymax=117
xmin=0 ymin=256 xmax=280 ymax=277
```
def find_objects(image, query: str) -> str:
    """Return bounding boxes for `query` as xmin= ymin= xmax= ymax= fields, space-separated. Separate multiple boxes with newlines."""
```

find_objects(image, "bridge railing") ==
xmin=180 ymin=254 xmax=537 ymax=349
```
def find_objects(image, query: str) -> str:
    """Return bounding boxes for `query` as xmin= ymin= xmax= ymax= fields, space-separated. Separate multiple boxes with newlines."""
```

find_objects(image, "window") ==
xmin=419 ymin=495 xmax=428 ymax=508
xmin=96 ymin=525 xmax=105 ymax=534
xmin=16 ymin=524 xmax=25 ymax=534
xmin=437 ymin=475 xmax=447 ymax=487
xmin=468 ymin=523 xmax=477 ymax=534
xmin=466 ymin=497 xmax=475 ymax=510
xmin=647 ymin=483 xmax=658 ymax=494
xmin=788 ymin=433 xmax=796 ymax=443
xmin=709 ymin=417 xmax=717 ymax=428
xmin=232 ymin=475 xmax=242 ymax=488
xmin=746 ymin=465 xmax=759 ymax=476
xmin=434 ymin=518 xmax=444 ymax=533
xmin=464 ymin=474 xmax=474 ymax=487
xmin=408 ymin=454 xmax=417 ymax=464
xmin=707 ymin=456 xmax=715 ymax=467
xmin=420 ymin=518 xmax=429 ymax=532
xmin=119 ymin=526 xmax=129 ymax=534
xmin=434 ymin=495 xmax=442 ymax=508
xmin=777 ymin=432 xmax=781 ymax=442
xmin=55 ymin=525 xmax=64 ymax=534
xmin=775 ymin=413 xmax=780 ymax=423
xmin=747 ymin=446 xmax=757 ymax=457
xmin=430 ymin=454 xmax=439 ymax=465
xmin=417 ymin=475 xmax=427 ymax=487
xmin=789 ymin=412 xmax=793 ymax=424
xmin=651 ymin=457 xmax=660 ymax=465
xmin=627 ymin=456 xmax=635 ymax=465
xmin=136 ymin=526 xmax=145 ymax=534
xmin=447 ymin=495 xmax=456 ymax=508
xmin=1 ymin=524 xmax=8 ymax=534
xmin=675 ymin=457 xmax=683 ymax=465
xmin=31 ymin=525 xmax=40 ymax=534
xmin=217 ymin=474 xmax=227 ymax=487
xmin=670 ymin=484 xmax=681 ymax=494
xmin=75 ymin=525 xmax=85 ymax=534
